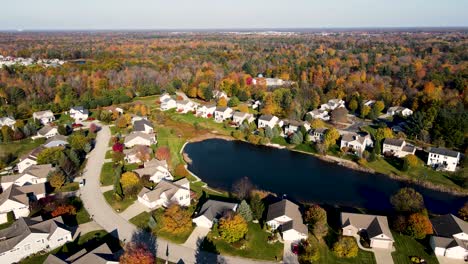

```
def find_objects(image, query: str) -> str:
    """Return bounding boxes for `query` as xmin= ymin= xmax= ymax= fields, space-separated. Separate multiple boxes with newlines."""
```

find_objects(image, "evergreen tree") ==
xmin=250 ymin=194 xmax=265 ymax=220
xmin=238 ymin=200 xmax=253 ymax=222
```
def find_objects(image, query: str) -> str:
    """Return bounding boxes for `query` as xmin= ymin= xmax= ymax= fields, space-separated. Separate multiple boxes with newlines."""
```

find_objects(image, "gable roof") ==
xmin=431 ymin=214 xmax=468 ymax=238
xmin=38 ymin=125 xmax=56 ymax=136
xmin=45 ymin=242 xmax=116 ymax=264
xmin=233 ymin=111 xmax=250 ymax=118
xmin=383 ymin=138 xmax=405 ymax=147
xmin=266 ymin=199 xmax=308 ymax=235
xmin=429 ymin=148 xmax=460 ymax=158
xmin=2 ymin=164 xmax=53 ymax=183
xmin=45 ymin=135 xmax=68 ymax=145
xmin=196 ymin=199 xmax=238 ymax=221
xmin=133 ymin=119 xmax=153 ymax=132
xmin=33 ymin=110 xmax=54 ymax=118
xmin=134 ymin=159 xmax=168 ymax=176
xmin=70 ymin=106 xmax=89 ymax=115
xmin=341 ymin=133 xmax=371 ymax=146
xmin=0 ymin=183 xmax=46 ymax=206
xmin=259 ymin=114 xmax=275 ymax=122
xmin=124 ymin=132 xmax=155 ymax=143
xmin=20 ymin=146 xmax=45 ymax=161
xmin=138 ymin=178 xmax=189 ymax=202
xmin=215 ymin=106 xmax=229 ymax=112
xmin=341 ymin=212 xmax=394 ymax=240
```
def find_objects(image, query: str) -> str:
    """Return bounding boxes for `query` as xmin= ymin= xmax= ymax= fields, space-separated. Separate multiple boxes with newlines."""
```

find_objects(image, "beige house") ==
xmin=1 ymin=164 xmax=53 ymax=190
xmin=232 ymin=111 xmax=255 ymax=126
xmin=138 ymin=178 xmax=191 ymax=209
xmin=192 ymin=199 xmax=238 ymax=228
xmin=0 ymin=184 xmax=46 ymax=223
xmin=124 ymin=132 xmax=156 ymax=148
xmin=133 ymin=159 xmax=174 ymax=183
xmin=35 ymin=125 xmax=58 ymax=139
xmin=341 ymin=212 xmax=394 ymax=249
xmin=266 ymin=199 xmax=308 ymax=242
xmin=214 ymin=107 xmax=234 ymax=123
xmin=33 ymin=110 xmax=55 ymax=125
xmin=382 ymin=138 xmax=416 ymax=158
xmin=196 ymin=104 xmax=216 ymax=118
xmin=17 ymin=147 xmax=44 ymax=173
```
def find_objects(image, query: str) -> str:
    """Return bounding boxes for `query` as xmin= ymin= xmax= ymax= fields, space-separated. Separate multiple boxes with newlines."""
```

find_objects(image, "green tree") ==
xmin=323 ymin=128 xmax=340 ymax=149
xmin=238 ymin=200 xmax=253 ymax=222
xmin=49 ymin=171 xmax=66 ymax=189
xmin=360 ymin=105 xmax=371 ymax=118
xmin=391 ymin=188 xmax=425 ymax=213
xmin=219 ymin=213 xmax=248 ymax=243
xmin=332 ymin=237 xmax=359 ymax=258
xmin=1 ymin=126 xmax=13 ymax=142
xmin=228 ymin=96 xmax=240 ymax=107
xmin=37 ymin=147 xmax=63 ymax=165
xmin=68 ymin=134 xmax=88 ymax=151
xmin=249 ymin=194 xmax=265 ymax=220
xmin=290 ymin=131 xmax=303 ymax=145
xmin=348 ymin=99 xmax=358 ymax=113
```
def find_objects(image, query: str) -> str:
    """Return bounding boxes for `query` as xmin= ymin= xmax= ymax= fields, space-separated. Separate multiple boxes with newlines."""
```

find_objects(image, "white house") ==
xmin=44 ymin=135 xmax=69 ymax=148
xmin=132 ymin=119 xmax=154 ymax=134
xmin=340 ymin=133 xmax=373 ymax=155
xmin=307 ymin=109 xmax=330 ymax=121
xmin=69 ymin=106 xmax=89 ymax=122
xmin=124 ymin=145 xmax=153 ymax=164
xmin=213 ymin=90 xmax=229 ymax=100
xmin=17 ymin=147 xmax=44 ymax=173
xmin=363 ymin=100 xmax=376 ymax=107
xmin=283 ymin=120 xmax=310 ymax=136
xmin=104 ymin=106 xmax=124 ymax=115
xmin=160 ymin=95 xmax=177 ymax=111
xmin=134 ymin=159 xmax=173 ymax=183
xmin=382 ymin=138 xmax=416 ymax=158
xmin=1 ymin=164 xmax=53 ymax=190
xmin=427 ymin=147 xmax=460 ymax=172
xmin=160 ymin=93 xmax=171 ymax=102
xmin=430 ymin=214 xmax=468 ymax=260
xmin=266 ymin=199 xmax=308 ymax=242
xmin=33 ymin=110 xmax=55 ymax=125
xmin=124 ymin=132 xmax=156 ymax=148
xmin=0 ymin=216 xmax=72 ymax=264
xmin=35 ymin=125 xmax=58 ymax=139
xmin=386 ymin=106 xmax=413 ymax=117
xmin=137 ymin=178 xmax=191 ymax=209
xmin=308 ymin=128 xmax=328 ymax=143
xmin=176 ymin=100 xmax=198 ymax=114
xmin=258 ymin=114 xmax=283 ymax=129
xmin=341 ymin=212 xmax=394 ymax=250
xmin=196 ymin=104 xmax=217 ymax=118
xmin=45 ymin=242 xmax=119 ymax=264
xmin=0 ymin=184 xmax=46 ymax=223
xmin=214 ymin=107 xmax=234 ymax=123
xmin=232 ymin=111 xmax=255 ymax=126
xmin=192 ymin=200 xmax=238 ymax=228
xmin=266 ymin=78 xmax=285 ymax=87
xmin=320 ymin=99 xmax=345 ymax=111
xmin=0 ymin=116 xmax=16 ymax=128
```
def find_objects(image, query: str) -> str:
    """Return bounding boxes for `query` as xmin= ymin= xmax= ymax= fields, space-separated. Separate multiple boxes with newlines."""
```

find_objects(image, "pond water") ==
xmin=184 ymin=139 xmax=467 ymax=214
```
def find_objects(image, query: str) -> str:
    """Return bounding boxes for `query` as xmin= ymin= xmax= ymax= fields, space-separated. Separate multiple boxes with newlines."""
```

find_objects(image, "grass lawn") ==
xmin=124 ymin=163 xmax=139 ymax=172
xmin=103 ymin=190 xmax=136 ymax=212
xmin=391 ymin=232 xmax=438 ymax=264
xmin=130 ymin=211 xmax=152 ymax=228
xmin=100 ymin=162 xmax=115 ymax=186
xmin=163 ymin=110 xmax=235 ymax=137
xmin=0 ymin=138 xmax=45 ymax=162
xmin=294 ymin=143 xmax=317 ymax=153
xmin=311 ymin=236 xmax=376 ymax=264
xmin=105 ymin=150 xmax=113 ymax=159
xmin=156 ymin=126 xmax=186 ymax=167
xmin=203 ymin=222 xmax=283 ymax=261
xmin=55 ymin=182 xmax=79 ymax=193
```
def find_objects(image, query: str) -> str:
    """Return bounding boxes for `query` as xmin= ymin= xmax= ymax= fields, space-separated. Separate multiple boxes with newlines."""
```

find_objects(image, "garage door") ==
xmin=371 ymin=239 xmax=392 ymax=249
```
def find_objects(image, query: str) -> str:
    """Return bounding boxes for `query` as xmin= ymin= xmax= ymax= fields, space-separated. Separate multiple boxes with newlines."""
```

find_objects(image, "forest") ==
xmin=0 ymin=31 xmax=466 ymax=152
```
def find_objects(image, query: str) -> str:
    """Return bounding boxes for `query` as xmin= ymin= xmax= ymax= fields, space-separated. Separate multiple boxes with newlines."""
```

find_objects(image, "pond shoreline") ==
xmin=181 ymin=134 xmax=467 ymax=197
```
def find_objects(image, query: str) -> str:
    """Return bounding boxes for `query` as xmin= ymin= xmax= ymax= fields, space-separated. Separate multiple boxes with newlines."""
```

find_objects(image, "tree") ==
xmin=160 ymin=204 xmax=193 ymax=234
xmin=51 ymin=204 xmax=76 ymax=217
xmin=406 ymin=213 xmax=433 ymax=239
xmin=305 ymin=204 xmax=328 ymax=239
xmin=331 ymin=107 xmax=348 ymax=123
xmin=290 ymin=131 xmax=303 ymax=145
xmin=120 ymin=243 xmax=154 ymax=264
xmin=37 ymin=147 xmax=63 ymax=165
xmin=49 ymin=171 xmax=66 ymax=189
xmin=405 ymin=154 xmax=419 ymax=168
xmin=58 ymin=125 xmax=68 ymax=136
xmin=112 ymin=142 xmax=124 ymax=152
xmin=89 ymin=123 xmax=99 ymax=133
xmin=360 ymin=105 xmax=371 ymax=118
xmin=228 ymin=96 xmax=240 ymax=107
xmin=332 ymin=237 xmax=359 ymax=258
xmin=249 ymin=194 xmax=264 ymax=220
xmin=135 ymin=145 xmax=151 ymax=162
xmin=390 ymin=188 xmax=425 ymax=213
xmin=238 ymin=200 xmax=253 ymax=222
xmin=392 ymin=215 xmax=408 ymax=233
xmin=309 ymin=119 xmax=325 ymax=130
xmin=232 ymin=176 xmax=253 ymax=200
xmin=155 ymin=147 xmax=171 ymax=162
xmin=299 ymin=240 xmax=320 ymax=263
xmin=219 ymin=213 xmax=248 ymax=243
xmin=1 ymin=126 xmax=13 ymax=142
xmin=348 ymin=99 xmax=358 ymax=113
xmin=238 ymin=104 xmax=249 ymax=113
xmin=217 ymin=97 xmax=228 ymax=107
xmin=116 ymin=116 xmax=129 ymax=128
xmin=323 ymin=128 xmax=340 ymax=149
xmin=68 ymin=134 xmax=88 ymax=151
xmin=120 ymin=172 xmax=140 ymax=195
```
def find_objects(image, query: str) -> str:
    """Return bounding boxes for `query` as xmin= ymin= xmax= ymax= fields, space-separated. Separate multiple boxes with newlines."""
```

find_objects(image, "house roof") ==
xmin=341 ymin=133 xmax=371 ymax=146
xmin=2 ymin=164 xmax=53 ymax=183
xmin=341 ymin=212 xmax=394 ymax=240
xmin=33 ymin=110 xmax=54 ymax=118
xmin=282 ymin=218 xmax=308 ymax=235
xmin=310 ymin=109 xmax=327 ymax=115
xmin=402 ymin=145 xmax=416 ymax=153
xmin=431 ymin=214 xmax=468 ymax=238
xmin=259 ymin=114 xmax=275 ymax=122
xmin=133 ymin=160 xmax=166 ymax=177
xmin=45 ymin=135 xmax=68 ymax=145
xmin=0 ymin=216 xmax=67 ymax=254
xmin=215 ymin=106 xmax=229 ymax=112
xmin=266 ymin=199 xmax=308 ymax=234
xmin=133 ymin=119 xmax=153 ymax=132
xmin=195 ymin=199 xmax=238 ymax=221
xmin=123 ymin=145 xmax=152 ymax=156
xmin=0 ymin=183 xmax=46 ymax=206
xmin=313 ymin=127 xmax=328 ymax=134
xmin=429 ymin=148 xmax=460 ymax=158
xmin=70 ymin=106 xmax=89 ymax=115
xmin=233 ymin=111 xmax=250 ymax=118
xmin=45 ymin=242 xmax=116 ymax=264
xmin=124 ymin=132 xmax=155 ymax=143
xmin=20 ymin=146 xmax=45 ymax=161
xmin=0 ymin=116 xmax=15 ymax=125
xmin=38 ymin=125 xmax=56 ymax=136
xmin=138 ymin=178 xmax=189 ymax=203
xmin=383 ymin=138 xmax=405 ymax=147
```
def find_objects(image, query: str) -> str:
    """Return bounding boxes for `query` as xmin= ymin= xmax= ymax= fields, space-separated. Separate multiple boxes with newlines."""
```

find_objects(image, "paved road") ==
xmin=80 ymin=125 xmax=277 ymax=264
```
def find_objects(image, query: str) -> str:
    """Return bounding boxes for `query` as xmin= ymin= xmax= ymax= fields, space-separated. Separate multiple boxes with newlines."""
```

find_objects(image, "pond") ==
xmin=184 ymin=139 xmax=467 ymax=214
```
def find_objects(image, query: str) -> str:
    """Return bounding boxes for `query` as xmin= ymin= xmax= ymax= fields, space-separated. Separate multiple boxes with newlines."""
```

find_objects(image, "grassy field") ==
xmin=0 ymin=138 xmax=45 ymax=162
xmin=100 ymin=162 xmax=115 ymax=186
xmin=311 ymin=236 xmax=376 ymax=264
xmin=129 ymin=211 xmax=152 ymax=228
xmin=103 ymin=190 xmax=136 ymax=212
xmin=155 ymin=126 xmax=186 ymax=167
xmin=391 ymin=232 xmax=438 ymax=264
xmin=203 ymin=222 xmax=283 ymax=261
xmin=54 ymin=182 xmax=79 ymax=193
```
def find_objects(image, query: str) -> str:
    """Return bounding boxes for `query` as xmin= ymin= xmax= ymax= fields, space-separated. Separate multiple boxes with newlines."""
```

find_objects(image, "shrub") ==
xmin=219 ymin=213 xmax=248 ymax=243
xmin=332 ymin=236 xmax=358 ymax=258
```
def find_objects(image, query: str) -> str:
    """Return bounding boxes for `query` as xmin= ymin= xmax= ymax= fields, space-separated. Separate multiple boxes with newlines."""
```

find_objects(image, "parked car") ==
xmin=79 ymin=179 xmax=86 ymax=187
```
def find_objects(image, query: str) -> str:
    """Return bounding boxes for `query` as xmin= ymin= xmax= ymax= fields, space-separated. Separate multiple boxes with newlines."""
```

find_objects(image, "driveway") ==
xmin=119 ymin=201 xmax=150 ymax=221
xmin=437 ymin=256 xmax=465 ymax=264
xmin=183 ymin=226 xmax=210 ymax=249
xmin=373 ymin=249 xmax=394 ymax=264
xmin=283 ymin=241 xmax=299 ymax=264
xmin=80 ymin=125 xmax=276 ymax=264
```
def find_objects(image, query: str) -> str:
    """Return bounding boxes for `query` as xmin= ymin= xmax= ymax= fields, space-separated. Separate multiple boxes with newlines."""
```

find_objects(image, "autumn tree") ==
xmin=174 ymin=164 xmax=189 ymax=177
xmin=49 ymin=171 xmax=66 ymax=189
xmin=155 ymin=147 xmax=171 ymax=162
xmin=332 ymin=236 xmax=358 ymax=258
xmin=305 ymin=204 xmax=328 ymax=239
xmin=68 ymin=134 xmax=88 ymax=151
xmin=51 ymin=204 xmax=76 ymax=217
xmin=219 ymin=213 xmax=248 ymax=243
xmin=323 ymin=128 xmax=340 ymax=149
xmin=160 ymin=204 xmax=192 ymax=234
xmin=120 ymin=172 xmax=140 ymax=195
xmin=406 ymin=213 xmax=433 ymax=239
xmin=135 ymin=145 xmax=151 ymax=162
xmin=232 ymin=176 xmax=253 ymax=200
xmin=120 ymin=243 xmax=154 ymax=264
xmin=112 ymin=142 xmax=124 ymax=152
xmin=37 ymin=147 xmax=63 ymax=165
xmin=458 ymin=202 xmax=468 ymax=221
xmin=391 ymin=188 xmax=425 ymax=213
xmin=217 ymin=97 xmax=228 ymax=107
xmin=309 ymin=119 xmax=325 ymax=130
xmin=330 ymin=107 xmax=348 ymax=123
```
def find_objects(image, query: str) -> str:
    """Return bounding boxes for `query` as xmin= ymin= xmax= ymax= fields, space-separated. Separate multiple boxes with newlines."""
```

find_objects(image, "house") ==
xmin=130 ymin=115 xmax=147 ymax=124
xmin=382 ymin=138 xmax=416 ymax=158
xmin=69 ymin=106 xmax=89 ymax=122
xmin=124 ymin=145 xmax=153 ymax=164
xmin=0 ymin=116 xmax=16 ymax=128
xmin=1 ymin=164 xmax=53 ymax=190
xmin=124 ymin=132 xmax=156 ymax=148
xmin=0 ymin=184 xmax=46 ymax=223
xmin=266 ymin=78 xmax=285 ymax=87
xmin=17 ymin=146 xmax=44 ymax=173
xmin=307 ymin=109 xmax=330 ymax=121
xmin=266 ymin=199 xmax=308 ymax=242
xmin=340 ymin=133 xmax=373 ymax=155
xmin=341 ymin=212 xmax=394 ymax=249
xmin=134 ymin=159 xmax=173 ymax=183
xmin=0 ymin=216 xmax=71 ymax=263
xmin=283 ymin=120 xmax=310 ymax=136
xmin=247 ymin=99 xmax=261 ymax=110
xmin=427 ymin=147 xmax=460 ymax=172
xmin=258 ymin=114 xmax=283 ymax=129
xmin=386 ymin=106 xmax=413 ymax=117
xmin=213 ymin=90 xmax=229 ymax=100
xmin=308 ymin=128 xmax=328 ymax=143
xmin=160 ymin=96 xmax=177 ymax=111
xmin=132 ymin=119 xmax=154 ymax=134
xmin=430 ymin=214 xmax=468 ymax=260
xmin=103 ymin=106 xmax=124 ymax=115
xmin=137 ymin=178 xmax=191 ymax=209
xmin=44 ymin=135 xmax=69 ymax=148
xmin=159 ymin=93 xmax=171 ymax=103
xmin=320 ymin=99 xmax=345 ymax=111
xmin=36 ymin=125 xmax=58 ymax=139
xmin=196 ymin=104 xmax=216 ymax=118
xmin=45 ymin=242 xmax=118 ymax=264
xmin=232 ymin=111 xmax=255 ymax=126
xmin=192 ymin=200 xmax=238 ymax=228
xmin=363 ymin=100 xmax=376 ymax=107
xmin=214 ymin=107 xmax=234 ymax=123
xmin=176 ymin=100 xmax=197 ymax=114
xmin=33 ymin=110 xmax=55 ymax=125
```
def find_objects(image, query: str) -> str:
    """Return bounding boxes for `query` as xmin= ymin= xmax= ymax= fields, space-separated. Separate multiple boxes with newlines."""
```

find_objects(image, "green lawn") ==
xmin=163 ymin=110 xmax=235 ymax=137
xmin=100 ymin=162 xmax=115 ymax=186
xmin=156 ymin=126 xmax=186 ymax=167
xmin=0 ymin=138 xmax=45 ymax=163
xmin=55 ymin=182 xmax=79 ymax=193
xmin=103 ymin=190 xmax=136 ymax=212
xmin=203 ymin=222 xmax=283 ymax=261
xmin=105 ymin=150 xmax=113 ymax=159
xmin=312 ymin=237 xmax=376 ymax=264
xmin=391 ymin=232 xmax=438 ymax=264
xmin=130 ymin=211 xmax=152 ymax=228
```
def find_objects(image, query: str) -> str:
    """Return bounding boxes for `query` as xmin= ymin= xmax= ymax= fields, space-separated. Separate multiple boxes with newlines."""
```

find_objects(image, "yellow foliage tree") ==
xmin=120 ymin=172 xmax=139 ymax=189
xmin=217 ymin=97 xmax=228 ymax=107
xmin=161 ymin=204 xmax=193 ymax=234
xmin=219 ymin=213 xmax=248 ymax=243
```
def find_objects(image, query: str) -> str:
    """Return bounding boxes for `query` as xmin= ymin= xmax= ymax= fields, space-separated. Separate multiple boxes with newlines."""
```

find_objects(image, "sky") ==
xmin=1 ymin=0 xmax=467 ymax=30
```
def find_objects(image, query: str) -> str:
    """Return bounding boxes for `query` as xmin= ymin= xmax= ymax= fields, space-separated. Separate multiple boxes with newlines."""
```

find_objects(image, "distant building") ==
xmin=232 ymin=111 xmax=255 ymax=126
xmin=214 ymin=107 xmax=234 ymax=123
xmin=427 ymin=147 xmax=460 ymax=172
xmin=196 ymin=104 xmax=216 ymax=118
xmin=69 ymin=106 xmax=89 ymax=122
xmin=35 ymin=125 xmax=58 ymax=139
xmin=340 ymin=133 xmax=373 ymax=155
xmin=258 ymin=114 xmax=282 ymax=129
xmin=176 ymin=100 xmax=198 ymax=114
xmin=0 ymin=116 xmax=16 ymax=128
xmin=17 ymin=147 xmax=44 ymax=173
xmin=160 ymin=95 xmax=177 ymax=111
xmin=320 ymin=99 xmax=345 ymax=111
xmin=33 ymin=110 xmax=55 ymax=125
xmin=308 ymin=128 xmax=328 ymax=143
xmin=283 ymin=120 xmax=310 ymax=136
xmin=386 ymin=106 xmax=413 ymax=117
xmin=307 ymin=109 xmax=330 ymax=121
xmin=382 ymin=138 xmax=416 ymax=158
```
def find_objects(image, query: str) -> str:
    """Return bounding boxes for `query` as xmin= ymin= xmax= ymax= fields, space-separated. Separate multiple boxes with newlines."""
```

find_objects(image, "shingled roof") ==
xmin=431 ymin=214 xmax=468 ymax=238
xmin=341 ymin=212 xmax=394 ymax=240
xmin=45 ymin=242 xmax=117 ymax=264
xmin=429 ymin=147 xmax=460 ymax=158
xmin=195 ymin=199 xmax=238 ymax=221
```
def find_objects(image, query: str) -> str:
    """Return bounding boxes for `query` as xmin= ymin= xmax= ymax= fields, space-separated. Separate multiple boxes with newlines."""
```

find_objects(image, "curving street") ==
xmin=80 ymin=125 xmax=276 ymax=264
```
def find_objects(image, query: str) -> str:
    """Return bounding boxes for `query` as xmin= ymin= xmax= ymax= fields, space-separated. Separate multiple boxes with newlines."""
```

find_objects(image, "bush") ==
xmin=332 ymin=236 xmax=359 ymax=258
xmin=219 ymin=213 xmax=248 ymax=243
